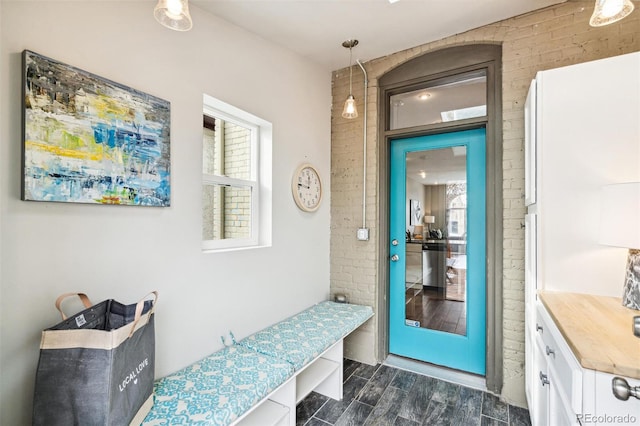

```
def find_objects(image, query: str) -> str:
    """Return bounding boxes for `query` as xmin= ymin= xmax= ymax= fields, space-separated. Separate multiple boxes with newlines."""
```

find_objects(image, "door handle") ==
xmin=391 ymin=254 xmax=400 ymax=262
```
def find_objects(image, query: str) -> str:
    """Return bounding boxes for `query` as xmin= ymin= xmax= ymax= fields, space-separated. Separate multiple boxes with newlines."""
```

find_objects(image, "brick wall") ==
xmin=222 ymin=122 xmax=251 ymax=239
xmin=330 ymin=1 xmax=639 ymax=406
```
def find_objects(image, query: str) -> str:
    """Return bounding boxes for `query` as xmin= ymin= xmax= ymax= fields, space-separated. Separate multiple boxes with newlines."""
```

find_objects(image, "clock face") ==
xmin=292 ymin=164 xmax=322 ymax=212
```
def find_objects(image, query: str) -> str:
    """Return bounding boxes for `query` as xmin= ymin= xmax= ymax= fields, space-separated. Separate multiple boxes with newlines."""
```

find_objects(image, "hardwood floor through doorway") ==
xmin=405 ymin=286 xmax=466 ymax=335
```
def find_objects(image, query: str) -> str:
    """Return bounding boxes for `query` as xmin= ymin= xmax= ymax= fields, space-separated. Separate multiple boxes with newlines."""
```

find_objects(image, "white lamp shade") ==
xmin=589 ymin=0 xmax=635 ymax=27
xmin=342 ymin=95 xmax=358 ymax=119
xmin=423 ymin=215 xmax=435 ymax=224
xmin=154 ymin=0 xmax=193 ymax=31
xmin=599 ymin=182 xmax=640 ymax=249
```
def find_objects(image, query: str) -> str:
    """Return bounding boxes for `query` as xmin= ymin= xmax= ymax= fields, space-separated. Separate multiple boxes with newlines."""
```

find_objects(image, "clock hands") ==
xmin=298 ymin=183 xmax=310 ymax=189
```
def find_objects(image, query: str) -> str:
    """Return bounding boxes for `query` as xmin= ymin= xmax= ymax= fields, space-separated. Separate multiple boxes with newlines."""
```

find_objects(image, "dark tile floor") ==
xmin=296 ymin=359 xmax=532 ymax=426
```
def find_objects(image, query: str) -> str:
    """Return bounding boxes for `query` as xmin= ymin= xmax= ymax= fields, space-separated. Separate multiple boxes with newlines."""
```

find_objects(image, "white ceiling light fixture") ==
xmin=342 ymin=39 xmax=359 ymax=119
xmin=154 ymin=0 xmax=193 ymax=31
xmin=589 ymin=0 xmax=635 ymax=26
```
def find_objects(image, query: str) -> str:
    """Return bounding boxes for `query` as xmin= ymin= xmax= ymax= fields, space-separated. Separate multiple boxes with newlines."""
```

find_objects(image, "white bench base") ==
xmin=233 ymin=340 xmax=344 ymax=426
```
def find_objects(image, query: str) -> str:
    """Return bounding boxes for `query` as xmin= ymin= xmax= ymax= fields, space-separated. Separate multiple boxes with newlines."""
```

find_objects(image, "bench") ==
xmin=142 ymin=301 xmax=373 ymax=426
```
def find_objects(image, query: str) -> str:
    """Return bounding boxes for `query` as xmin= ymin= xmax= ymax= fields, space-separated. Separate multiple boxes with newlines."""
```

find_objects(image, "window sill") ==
xmin=201 ymin=243 xmax=271 ymax=255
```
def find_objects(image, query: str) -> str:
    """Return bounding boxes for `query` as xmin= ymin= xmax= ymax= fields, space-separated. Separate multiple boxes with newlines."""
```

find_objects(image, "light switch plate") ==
xmin=357 ymin=227 xmax=369 ymax=241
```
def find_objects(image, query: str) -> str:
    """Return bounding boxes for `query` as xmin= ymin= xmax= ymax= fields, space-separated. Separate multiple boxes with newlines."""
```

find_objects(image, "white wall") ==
xmin=0 ymin=2 xmax=331 ymax=424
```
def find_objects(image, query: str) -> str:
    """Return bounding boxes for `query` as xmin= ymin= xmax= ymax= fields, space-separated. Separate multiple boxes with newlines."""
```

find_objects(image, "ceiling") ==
xmin=407 ymin=147 xmax=467 ymax=186
xmin=192 ymin=0 xmax=567 ymax=71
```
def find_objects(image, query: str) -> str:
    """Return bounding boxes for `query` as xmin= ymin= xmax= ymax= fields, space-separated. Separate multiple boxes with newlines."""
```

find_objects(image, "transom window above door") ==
xmin=389 ymin=70 xmax=487 ymax=130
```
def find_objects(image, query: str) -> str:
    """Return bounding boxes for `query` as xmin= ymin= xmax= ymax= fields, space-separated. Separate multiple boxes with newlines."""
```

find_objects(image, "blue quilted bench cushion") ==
xmin=239 ymin=301 xmax=373 ymax=371
xmin=142 ymin=345 xmax=294 ymax=426
xmin=303 ymin=301 xmax=374 ymax=339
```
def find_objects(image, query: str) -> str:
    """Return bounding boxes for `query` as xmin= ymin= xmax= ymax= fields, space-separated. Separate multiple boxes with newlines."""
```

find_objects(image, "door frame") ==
xmin=376 ymin=44 xmax=503 ymax=393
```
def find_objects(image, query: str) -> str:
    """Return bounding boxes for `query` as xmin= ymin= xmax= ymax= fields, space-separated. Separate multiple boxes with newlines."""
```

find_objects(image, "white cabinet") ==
xmin=526 ymin=52 xmax=640 ymax=295
xmin=534 ymin=303 xmax=582 ymax=425
xmin=583 ymin=370 xmax=640 ymax=425
xmin=532 ymin=302 xmax=640 ymax=426
xmin=525 ymin=52 xmax=640 ymax=424
xmin=524 ymin=78 xmax=536 ymax=207
xmin=524 ymin=213 xmax=537 ymax=408
xmin=530 ymin=330 xmax=549 ymax=426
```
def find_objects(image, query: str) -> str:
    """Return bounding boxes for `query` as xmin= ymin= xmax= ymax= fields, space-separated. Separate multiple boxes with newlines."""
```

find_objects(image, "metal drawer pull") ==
xmin=612 ymin=377 xmax=640 ymax=401
xmin=539 ymin=371 xmax=549 ymax=386
xmin=545 ymin=345 xmax=555 ymax=357
xmin=536 ymin=324 xmax=543 ymax=333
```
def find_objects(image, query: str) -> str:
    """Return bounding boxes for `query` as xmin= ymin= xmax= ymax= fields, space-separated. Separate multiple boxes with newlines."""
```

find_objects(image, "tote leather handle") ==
xmin=55 ymin=293 xmax=93 ymax=320
xmin=129 ymin=291 xmax=158 ymax=337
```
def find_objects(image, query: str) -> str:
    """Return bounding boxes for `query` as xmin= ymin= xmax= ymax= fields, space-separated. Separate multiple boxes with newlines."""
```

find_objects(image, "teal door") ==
xmin=389 ymin=128 xmax=486 ymax=375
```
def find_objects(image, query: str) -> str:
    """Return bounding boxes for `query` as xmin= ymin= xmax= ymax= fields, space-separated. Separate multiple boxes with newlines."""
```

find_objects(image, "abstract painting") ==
xmin=410 ymin=199 xmax=421 ymax=225
xmin=22 ymin=50 xmax=171 ymax=206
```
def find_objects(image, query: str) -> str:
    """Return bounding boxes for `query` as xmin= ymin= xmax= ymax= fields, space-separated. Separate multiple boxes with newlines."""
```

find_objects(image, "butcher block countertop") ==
xmin=539 ymin=291 xmax=640 ymax=380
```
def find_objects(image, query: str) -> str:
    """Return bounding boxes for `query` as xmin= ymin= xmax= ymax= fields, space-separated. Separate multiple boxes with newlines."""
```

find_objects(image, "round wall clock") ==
xmin=291 ymin=163 xmax=323 ymax=212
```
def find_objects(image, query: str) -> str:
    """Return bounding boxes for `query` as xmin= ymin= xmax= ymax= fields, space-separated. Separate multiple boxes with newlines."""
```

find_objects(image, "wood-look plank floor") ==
xmin=297 ymin=360 xmax=532 ymax=426
xmin=405 ymin=287 xmax=466 ymax=335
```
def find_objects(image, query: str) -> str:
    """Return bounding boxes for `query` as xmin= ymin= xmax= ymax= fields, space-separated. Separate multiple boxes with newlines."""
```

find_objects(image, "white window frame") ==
xmin=202 ymin=94 xmax=272 ymax=252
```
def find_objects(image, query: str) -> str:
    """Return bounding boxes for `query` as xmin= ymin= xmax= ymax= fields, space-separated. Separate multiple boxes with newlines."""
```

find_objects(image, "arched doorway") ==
xmin=377 ymin=44 xmax=503 ymax=393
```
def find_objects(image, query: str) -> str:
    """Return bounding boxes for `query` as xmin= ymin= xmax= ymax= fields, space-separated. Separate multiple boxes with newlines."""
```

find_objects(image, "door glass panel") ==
xmin=404 ymin=146 xmax=467 ymax=335
xmin=390 ymin=71 xmax=487 ymax=130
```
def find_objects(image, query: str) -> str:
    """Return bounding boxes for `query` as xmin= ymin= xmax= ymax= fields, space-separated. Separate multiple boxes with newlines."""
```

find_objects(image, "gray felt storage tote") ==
xmin=32 ymin=291 xmax=157 ymax=426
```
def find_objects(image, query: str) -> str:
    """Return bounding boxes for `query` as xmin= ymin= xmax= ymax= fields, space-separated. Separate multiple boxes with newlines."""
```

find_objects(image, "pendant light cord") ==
xmin=349 ymin=47 xmax=354 ymax=95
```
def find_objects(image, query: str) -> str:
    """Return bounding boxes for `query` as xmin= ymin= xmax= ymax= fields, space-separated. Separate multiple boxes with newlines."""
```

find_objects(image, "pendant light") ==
xmin=589 ymin=0 xmax=635 ymax=27
xmin=342 ymin=39 xmax=359 ymax=119
xmin=154 ymin=0 xmax=193 ymax=31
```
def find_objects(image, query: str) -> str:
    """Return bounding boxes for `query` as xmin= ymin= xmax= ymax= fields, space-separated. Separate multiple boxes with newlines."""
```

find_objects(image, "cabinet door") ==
xmin=524 ymin=213 xmax=537 ymax=408
xmin=531 ymin=337 xmax=549 ymax=426
xmin=524 ymin=78 xmax=537 ymax=206
xmin=525 ymin=326 xmax=534 ymax=410
xmin=549 ymin=382 xmax=579 ymax=426
xmin=525 ymin=214 xmax=537 ymax=312
xmin=590 ymin=371 xmax=640 ymax=422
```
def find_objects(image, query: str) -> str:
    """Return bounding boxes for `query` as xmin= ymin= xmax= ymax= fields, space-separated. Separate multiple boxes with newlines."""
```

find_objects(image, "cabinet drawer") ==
xmin=536 ymin=302 xmax=583 ymax=415
xmin=406 ymin=243 xmax=422 ymax=253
